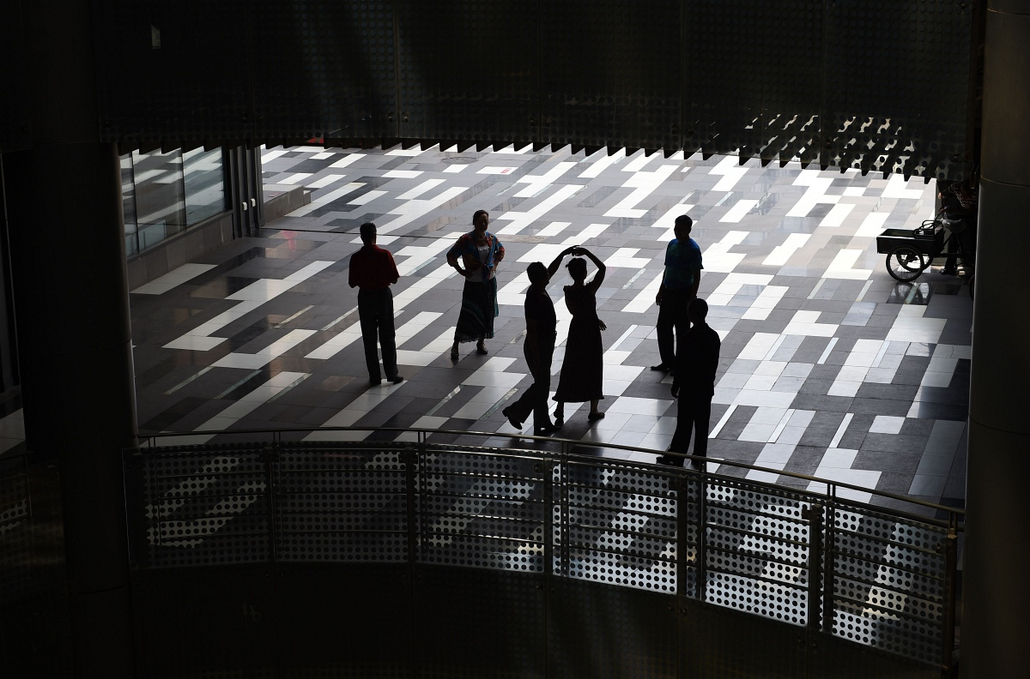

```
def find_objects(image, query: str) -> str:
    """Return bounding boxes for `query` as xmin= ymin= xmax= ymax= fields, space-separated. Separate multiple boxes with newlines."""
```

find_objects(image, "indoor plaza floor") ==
xmin=2 ymin=144 xmax=972 ymax=513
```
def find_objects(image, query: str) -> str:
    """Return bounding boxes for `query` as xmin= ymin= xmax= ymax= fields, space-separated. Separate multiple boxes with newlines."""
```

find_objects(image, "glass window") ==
xmin=121 ymin=146 xmax=228 ymax=257
xmin=183 ymin=148 xmax=226 ymax=225
xmin=121 ymin=153 xmax=139 ymax=256
xmin=132 ymin=149 xmax=186 ymax=252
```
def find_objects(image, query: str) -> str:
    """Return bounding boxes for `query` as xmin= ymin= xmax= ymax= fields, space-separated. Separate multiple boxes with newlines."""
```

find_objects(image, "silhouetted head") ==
xmin=360 ymin=222 xmax=377 ymax=245
xmin=688 ymin=297 xmax=708 ymax=324
xmin=473 ymin=210 xmax=490 ymax=235
xmin=674 ymin=214 xmax=693 ymax=241
xmin=567 ymin=257 xmax=587 ymax=281
xmin=527 ymin=261 xmax=548 ymax=286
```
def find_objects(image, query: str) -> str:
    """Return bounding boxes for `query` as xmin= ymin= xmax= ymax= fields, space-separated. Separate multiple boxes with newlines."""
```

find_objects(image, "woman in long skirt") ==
xmin=553 ymin=247 xmax=606 ymax=425
xmin=447 ymin=210 xmax=505 ymax=359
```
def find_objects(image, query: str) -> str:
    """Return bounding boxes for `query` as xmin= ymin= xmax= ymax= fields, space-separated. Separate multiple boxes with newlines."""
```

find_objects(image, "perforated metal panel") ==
xmin=137 ymin=445 xmax=270 ymax=568
xmin=133 ymin=566 xmax=277 ymax=679
xmin=394 ymin=1 xmax=540 ymax=146
xmin=829 ymin=504 xmax=949 ymax=665
xmin=276 ymin=443 xmax=410 ymax=563
xmin=0 ymin=472 xmax=32 ymax=605
xmin=693 ymin=601 xmax=809 ymax=679
xmin=125 ymin=439 xmax=957 ymax=676
xmin=683 ymin=0 xmax=824 ymax=161
xmin=557 ymin=460 xmax=683 ymax=594
xmin=415 ymin=566 xmax=546 ymax=679
xmin=548 ymin=578 xmax=678 ymax=679
xmin=74 ymin=0 xmax=979 ymax=180
xmin=703 ymin=479 xmax=814 ymax=626
xmin=823 ymin=0 xmax=974 ymax=179
xmin=539 ymin=0 xmax=683 ymax=152
xmin=417 ymin=447 xmax=547 ymax=572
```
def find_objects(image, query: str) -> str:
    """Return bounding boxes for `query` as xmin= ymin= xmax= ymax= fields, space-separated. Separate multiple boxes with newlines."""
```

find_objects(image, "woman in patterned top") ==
xmin=447 ymin=210 xmax=505 ymax=359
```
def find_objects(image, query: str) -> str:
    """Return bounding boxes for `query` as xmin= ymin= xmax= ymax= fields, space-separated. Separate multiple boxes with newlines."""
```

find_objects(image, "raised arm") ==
xmin=546 ymin=245 xmax=577 ymax=278
xmin=576 ymin=247 xmax=606 ymax=290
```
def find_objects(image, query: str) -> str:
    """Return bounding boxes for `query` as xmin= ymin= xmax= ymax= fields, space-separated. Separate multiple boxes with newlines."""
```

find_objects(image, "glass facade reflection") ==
xmin=184 ymin=148 xmax=225 ymax=226
xmin=123 ymin=148 xmax=227 ymax=256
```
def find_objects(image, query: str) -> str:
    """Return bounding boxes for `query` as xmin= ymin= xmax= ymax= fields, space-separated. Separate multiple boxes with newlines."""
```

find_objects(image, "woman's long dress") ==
xmin=453 ymin=241 xmax=499 ymax=342
xmin=553 ymin=284 xmax=603 ymax=403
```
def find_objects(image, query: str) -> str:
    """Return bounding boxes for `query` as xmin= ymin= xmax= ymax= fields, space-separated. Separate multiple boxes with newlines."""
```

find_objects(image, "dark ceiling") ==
xmin=1 ymin=0 xmax=981 ymax=180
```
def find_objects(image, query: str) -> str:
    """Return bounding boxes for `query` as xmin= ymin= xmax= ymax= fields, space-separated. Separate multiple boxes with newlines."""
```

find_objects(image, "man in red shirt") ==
xmin=349 ymin=222 xmax=403 ymax=385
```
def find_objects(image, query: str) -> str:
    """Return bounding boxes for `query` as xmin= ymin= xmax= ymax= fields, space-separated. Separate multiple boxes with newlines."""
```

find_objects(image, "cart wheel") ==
xmin=886 ymin=245 xmax=928 ymax=282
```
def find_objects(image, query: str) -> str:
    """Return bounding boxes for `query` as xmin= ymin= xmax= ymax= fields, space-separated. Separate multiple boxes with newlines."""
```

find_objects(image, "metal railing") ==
xmin=126 ymin=427 xmax=962 ymax=676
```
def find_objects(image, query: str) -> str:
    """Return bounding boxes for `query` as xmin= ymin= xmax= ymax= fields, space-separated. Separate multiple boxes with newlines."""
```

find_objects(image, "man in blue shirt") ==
xmin=651 ymin=215 xmax=702 ymax=372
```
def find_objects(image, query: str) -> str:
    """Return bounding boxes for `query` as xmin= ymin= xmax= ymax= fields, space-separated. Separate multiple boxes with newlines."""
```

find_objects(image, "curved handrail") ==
xmin=136 ymin=425 xmax=964 ymax=527
xmin=127 ymin=425 xmax=962 ymax=672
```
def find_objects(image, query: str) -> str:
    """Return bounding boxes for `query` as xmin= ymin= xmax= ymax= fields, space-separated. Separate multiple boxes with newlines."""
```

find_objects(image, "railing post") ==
xmin=941 ymin=514 xmax=959 ymax=676
xmin=406 ymin=441 xmax=421 ymax=679
xmin=676 ymin=474 xmax=690 ymax=598
xmin=264 ymin=442 xmax=278 ymax=564
xmin=803 ymin=502 xmax=824 ymax=631
xmin=543 ymin=457 xmax=554 ymax=577
xmin=697 ymin=470 xmax=708 ymax=603
xmin=542 ymin=455 xmax=555 ymax=679
xmin=406 ymin=441 xmax=420 ymax=566
xmin=121 ymin=447 xmax=146 ymax=570
xmin=822 ymin=498 xmax=836 ymax=635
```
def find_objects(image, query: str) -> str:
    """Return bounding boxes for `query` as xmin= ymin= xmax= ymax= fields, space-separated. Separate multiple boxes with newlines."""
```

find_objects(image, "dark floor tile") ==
xmin=906 ymin=402 xmax=969 ymax=421
xmin=138 ymin=396 xmax=211 ymax=434
xmin=859 ymin=433 xmax=929 ymax=456
xmin=791 ymin=394 xmax=853 ymax=412
xmin=849 ymin=398 xmax=919 ymax=417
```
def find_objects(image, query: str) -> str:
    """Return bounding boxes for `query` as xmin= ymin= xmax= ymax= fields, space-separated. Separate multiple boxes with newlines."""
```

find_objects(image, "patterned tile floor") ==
xmin=123 ymin=144 xmax=969 ymax=510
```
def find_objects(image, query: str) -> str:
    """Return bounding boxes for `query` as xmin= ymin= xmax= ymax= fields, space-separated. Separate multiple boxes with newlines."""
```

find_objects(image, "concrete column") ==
xmin=961 ymin=2 xmax=1030 ymax=678
xmin=2 ymin=0 xmax=138 ymax=676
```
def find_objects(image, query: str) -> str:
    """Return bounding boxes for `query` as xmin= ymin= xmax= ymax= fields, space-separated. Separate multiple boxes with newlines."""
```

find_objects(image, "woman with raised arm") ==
xmin=553 ymin=246 xmax=607 ymax=425
xmin=447 ymin=210 xmax=505 ymax=360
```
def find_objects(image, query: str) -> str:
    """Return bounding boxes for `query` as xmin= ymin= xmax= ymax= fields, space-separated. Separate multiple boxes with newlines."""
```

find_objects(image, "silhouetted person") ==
xmin=659 ymin=298 xmax=719 ymax=468
xmin=447 ymin=210 xmax=505 ymax=359
xmin=652 ymin=214 xmax=702 ymax=373
xmin=937 ymin=177 xmax=978 ymax=276
xmin=553 ymin=246 xmax=607 ymax=426
xmin=503 ymin=248 xmax=577 ymax=436
xmin=349 ymin=222 xmax=403 ymax=385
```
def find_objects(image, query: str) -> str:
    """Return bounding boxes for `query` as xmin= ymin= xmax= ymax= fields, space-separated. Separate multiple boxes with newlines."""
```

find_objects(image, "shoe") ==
xmin=502 ymin=407 xmax=523 ymax=430
xmin=533 ymin=424 xmax=558 ymax=436
xmin=476 ymin=342 xmax=488 ymax=355
xmin=388 ymin=375 xmax=404 ymax=384
xmin=650 ymin=363 xmax=672 ymax=372
xmin=587 ymin=411 xmax=605 ymax=422
xmin=656 ymin=455 xmax=681 ymax=467
xmin=369 ymin=377 xmax=382 ymax=385
xmin=450 ymin=348 xmax=459 ymax=360
xmin=553 ymin=410 xmax=564 ymax=428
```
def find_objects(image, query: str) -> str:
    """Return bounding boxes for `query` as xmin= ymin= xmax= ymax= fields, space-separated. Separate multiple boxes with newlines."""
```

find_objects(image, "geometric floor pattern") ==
xmin=125 ymin=144 xmax=970 ymax=510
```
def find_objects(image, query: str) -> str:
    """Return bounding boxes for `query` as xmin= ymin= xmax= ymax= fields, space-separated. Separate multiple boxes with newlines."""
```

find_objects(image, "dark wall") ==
xmin=3 ymin=0 xmax=979 ymax=179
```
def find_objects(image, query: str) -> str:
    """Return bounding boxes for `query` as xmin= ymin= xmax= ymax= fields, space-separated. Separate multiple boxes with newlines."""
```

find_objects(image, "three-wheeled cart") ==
xmin=876 ymin=215 xmax=975 ymax=295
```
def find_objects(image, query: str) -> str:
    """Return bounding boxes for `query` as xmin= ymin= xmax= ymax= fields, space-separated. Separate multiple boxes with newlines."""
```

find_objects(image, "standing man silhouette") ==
xmin=659 ymin=298 xmax=720 ymax=468
xmin=651 ymin=214 xmax=703 ymax=373
xmin=349 ymin=222 xmax=404 ymax=385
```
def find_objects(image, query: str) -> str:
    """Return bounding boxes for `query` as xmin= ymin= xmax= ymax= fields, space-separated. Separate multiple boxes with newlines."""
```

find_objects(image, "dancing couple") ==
xmin=503 ymin=245 xmax=606 ymax=436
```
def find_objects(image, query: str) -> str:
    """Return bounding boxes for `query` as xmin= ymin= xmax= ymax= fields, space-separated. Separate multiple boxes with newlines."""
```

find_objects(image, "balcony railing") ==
xmin=124 ymin=427 xmax=961 ymax=678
